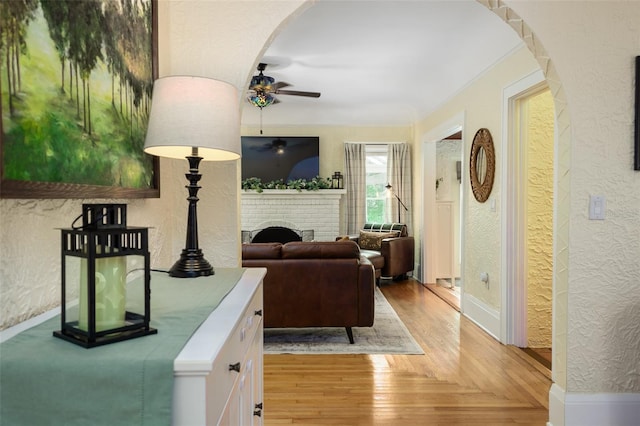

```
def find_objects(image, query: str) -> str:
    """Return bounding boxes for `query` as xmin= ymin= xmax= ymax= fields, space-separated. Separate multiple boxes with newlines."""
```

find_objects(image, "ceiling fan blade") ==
xmin=272 ymin=81 xmax=291 ymax=90
xmin=275 ymin=89 xmax=321 ymax=98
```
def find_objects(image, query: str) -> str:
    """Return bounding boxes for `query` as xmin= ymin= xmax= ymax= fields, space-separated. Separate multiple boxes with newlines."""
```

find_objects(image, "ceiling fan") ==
xmin=247 ymin=62 xmax=321 ymax=109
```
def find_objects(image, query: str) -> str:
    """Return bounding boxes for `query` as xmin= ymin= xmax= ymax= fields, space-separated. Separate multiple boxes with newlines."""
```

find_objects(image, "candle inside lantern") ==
xmin=78 ymin=254 xmax=126 ymax=332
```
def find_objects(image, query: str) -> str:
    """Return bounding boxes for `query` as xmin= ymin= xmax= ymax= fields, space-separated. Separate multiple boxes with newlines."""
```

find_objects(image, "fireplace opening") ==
xmin=251 ymin=226 xmax=303 ymax=244
xmin=243 ymin=226 xmax=315 ymax=244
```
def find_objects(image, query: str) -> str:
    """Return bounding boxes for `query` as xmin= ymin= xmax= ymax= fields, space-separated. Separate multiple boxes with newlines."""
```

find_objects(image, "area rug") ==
xmin=263 ymin=288 xmax=424 ymax=355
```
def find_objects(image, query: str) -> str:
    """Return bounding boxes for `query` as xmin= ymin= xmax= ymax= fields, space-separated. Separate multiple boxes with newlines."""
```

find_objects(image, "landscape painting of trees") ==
xmin=0 ymin=0 xmax=158 ymax=198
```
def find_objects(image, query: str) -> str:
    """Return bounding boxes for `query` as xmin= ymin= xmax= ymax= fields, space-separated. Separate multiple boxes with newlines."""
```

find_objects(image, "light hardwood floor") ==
xmin=424 ymin=282 xmax=461 ymax=311
xmin=264 ymin=278 xmax=552 ymax=425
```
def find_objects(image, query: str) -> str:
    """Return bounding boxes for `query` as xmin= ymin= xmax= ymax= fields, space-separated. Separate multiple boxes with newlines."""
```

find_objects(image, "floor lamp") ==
xmin=385 ymin=183 xmax=408 ymax=224
xmin=144 ymin=76 xmax=241 ymax=278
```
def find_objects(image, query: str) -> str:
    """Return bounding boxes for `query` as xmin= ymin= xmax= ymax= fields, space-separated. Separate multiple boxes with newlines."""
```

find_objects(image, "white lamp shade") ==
xmin=144 ymin=76 xmax=241 ymax=161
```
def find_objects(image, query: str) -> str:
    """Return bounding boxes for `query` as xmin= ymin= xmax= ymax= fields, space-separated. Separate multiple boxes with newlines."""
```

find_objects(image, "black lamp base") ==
xmin=169 ymin=248 xmax=214 ymax=278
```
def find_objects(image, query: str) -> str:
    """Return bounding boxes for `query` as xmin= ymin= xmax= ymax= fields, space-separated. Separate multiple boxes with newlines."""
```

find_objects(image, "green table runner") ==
xmin=0 ymin=269 xmax=245 ymax=426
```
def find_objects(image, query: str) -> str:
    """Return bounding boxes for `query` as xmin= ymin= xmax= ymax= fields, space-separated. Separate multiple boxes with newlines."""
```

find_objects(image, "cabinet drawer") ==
xmin=238 ymin=287 xmax=263 ymax=351
xmin=207 ymin=290 xmax=263 ymax=417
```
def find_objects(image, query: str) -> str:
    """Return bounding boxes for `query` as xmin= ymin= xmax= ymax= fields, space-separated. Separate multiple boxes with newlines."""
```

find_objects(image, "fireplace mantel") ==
xmin=241 ymin=189 xmax=346 ymax=241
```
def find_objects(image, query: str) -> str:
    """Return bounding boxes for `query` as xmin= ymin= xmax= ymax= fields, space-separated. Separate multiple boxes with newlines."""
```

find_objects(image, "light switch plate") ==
xmin=589 ymin=195 xmax=605 ymax=220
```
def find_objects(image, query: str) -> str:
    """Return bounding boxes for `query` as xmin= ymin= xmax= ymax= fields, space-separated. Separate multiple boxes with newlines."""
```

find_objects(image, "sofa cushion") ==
xmin=358 ymin=230 xmax=399 ymax=250
xmin=360 ymin=250 xmax=385 ymax=270
xmin=281 ymin=241 xmax=361 ymax=259
xmin=242 ymin=242 xmax=282 ymax=259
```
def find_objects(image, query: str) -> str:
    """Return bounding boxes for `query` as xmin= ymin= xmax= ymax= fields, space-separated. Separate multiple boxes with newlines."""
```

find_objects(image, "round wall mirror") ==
xmin=469 ymin=128 xmax=495 ymax=203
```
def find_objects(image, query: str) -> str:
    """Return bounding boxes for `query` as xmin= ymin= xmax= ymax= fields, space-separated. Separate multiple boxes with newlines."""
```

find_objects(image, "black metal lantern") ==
xmin=53 ymin=204 xmax=157 ymax=348
xmin=331 ymin=171 xmax=343 ymax=189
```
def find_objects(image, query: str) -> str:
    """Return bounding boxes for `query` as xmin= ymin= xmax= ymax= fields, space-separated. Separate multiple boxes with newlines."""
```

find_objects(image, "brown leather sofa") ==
xmin=340 ymin=223 xmax=415 ymax=282
xmin=241 ymin=240 xmax=375 ymax=343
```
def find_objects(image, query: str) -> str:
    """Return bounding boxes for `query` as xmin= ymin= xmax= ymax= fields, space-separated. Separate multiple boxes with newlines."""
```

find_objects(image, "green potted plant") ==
xmin=241 ymin=176 xmax=332 ymax=192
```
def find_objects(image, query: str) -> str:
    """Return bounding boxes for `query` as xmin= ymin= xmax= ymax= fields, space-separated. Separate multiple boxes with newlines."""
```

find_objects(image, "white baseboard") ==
xmin=548 ymin=383 xmax=566 ymax=426
xmin=548 ymin=383 xmax=640 ymax=426
xmin=461 ymin=293 xmax=500 ymax=340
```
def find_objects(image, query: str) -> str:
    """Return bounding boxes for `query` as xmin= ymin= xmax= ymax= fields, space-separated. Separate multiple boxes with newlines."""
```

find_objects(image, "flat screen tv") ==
xmin=241 ymin=136 xmax=320 ymax=182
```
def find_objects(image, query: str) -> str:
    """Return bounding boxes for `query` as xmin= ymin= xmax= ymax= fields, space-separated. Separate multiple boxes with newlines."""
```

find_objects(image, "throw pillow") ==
xmin=338 ymin=235 xmax=351 ymax=241
xmin=358 ymin=231 xmax=399 ymax=251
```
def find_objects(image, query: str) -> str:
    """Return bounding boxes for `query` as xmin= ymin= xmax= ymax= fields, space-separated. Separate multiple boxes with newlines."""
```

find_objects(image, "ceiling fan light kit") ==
xmin=247 ymin=62 xmax=321 ymax=109
xmin=248 ymin=91 xmax=276 ymax=109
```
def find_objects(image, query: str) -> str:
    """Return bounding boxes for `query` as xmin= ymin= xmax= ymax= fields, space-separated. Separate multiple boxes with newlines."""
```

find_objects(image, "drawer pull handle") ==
xmin=254 ymin=309 xmax=263 ymax=316
xmin=228 ymin=362 xmax=241 ymax=372
xmin=254 ymin=403 xmax=263 ymax=417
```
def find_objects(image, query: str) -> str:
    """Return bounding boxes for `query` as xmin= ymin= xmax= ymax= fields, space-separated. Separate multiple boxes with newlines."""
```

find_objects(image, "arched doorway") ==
xmin=260 ymin=0 xmax=572 ymax=415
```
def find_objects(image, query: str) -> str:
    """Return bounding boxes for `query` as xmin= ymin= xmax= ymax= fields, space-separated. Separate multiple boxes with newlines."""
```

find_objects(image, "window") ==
xmin=365 ymin=144 xmax=388 ymax=223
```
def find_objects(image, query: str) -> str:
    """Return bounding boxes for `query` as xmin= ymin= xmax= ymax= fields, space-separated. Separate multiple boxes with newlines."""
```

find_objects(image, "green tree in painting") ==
xmin=101 ymin=1 xmax=127 ymax=112
xmin=40 ymin=0 xmax=69 ymax=94
xmin=0 ymin=0 xmax=39 ymax=117
xmin=101 ymin=0 xmax=153 ymax=141
xmin=41 ymin=0 xmax=105 ymax=135
xmin=68 ymin=1 xmax=104 ymax=135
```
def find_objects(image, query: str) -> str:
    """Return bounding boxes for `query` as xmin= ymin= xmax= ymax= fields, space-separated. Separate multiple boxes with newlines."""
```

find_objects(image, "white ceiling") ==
xmin=240 ymin=0 xmax=524 ymax=128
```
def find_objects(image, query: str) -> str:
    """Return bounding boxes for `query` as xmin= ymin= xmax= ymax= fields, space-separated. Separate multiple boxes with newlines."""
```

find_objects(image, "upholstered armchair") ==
xmin=340 ymin=223 xmax=415 ymax=282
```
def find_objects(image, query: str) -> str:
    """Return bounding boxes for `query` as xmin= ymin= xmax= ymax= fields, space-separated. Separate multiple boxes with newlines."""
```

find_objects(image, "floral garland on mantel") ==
xmin=241 ymin=176 xmax=333 ymax=193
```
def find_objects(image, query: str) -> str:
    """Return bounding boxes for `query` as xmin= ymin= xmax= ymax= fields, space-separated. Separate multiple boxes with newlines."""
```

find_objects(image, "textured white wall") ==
xmin=526 ymin=89 xmax=554 ymax=349
xmin=0 ymin=172 xmax=176 ymax=329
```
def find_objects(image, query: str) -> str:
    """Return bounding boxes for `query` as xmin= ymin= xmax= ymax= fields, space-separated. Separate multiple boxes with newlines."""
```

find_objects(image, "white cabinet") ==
xmin=173 ymin=268 xmax=266 ymax=426
xmin=435 ymin=201 xmax=455 ymax=284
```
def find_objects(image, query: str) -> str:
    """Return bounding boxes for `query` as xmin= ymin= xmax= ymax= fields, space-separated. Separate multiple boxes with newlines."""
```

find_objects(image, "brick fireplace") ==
xmin=241 ymin=189 xmax=346 ymax=242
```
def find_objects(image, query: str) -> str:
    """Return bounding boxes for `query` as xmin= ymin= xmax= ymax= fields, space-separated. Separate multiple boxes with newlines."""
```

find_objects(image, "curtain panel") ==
xmin=344 ymin=143 xmax=366 ymax=234
xmin=387 ymin=143 xmax=412 ymax=234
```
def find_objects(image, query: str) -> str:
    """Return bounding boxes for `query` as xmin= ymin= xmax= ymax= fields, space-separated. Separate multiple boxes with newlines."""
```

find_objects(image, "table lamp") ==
xmin=144 ymin=76 xmax=240 ymax=278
